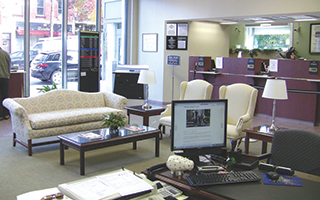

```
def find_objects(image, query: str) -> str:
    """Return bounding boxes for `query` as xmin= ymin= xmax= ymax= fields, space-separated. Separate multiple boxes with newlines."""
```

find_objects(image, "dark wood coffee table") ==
xmin=58 ymin=125 xmax=160 ymax=175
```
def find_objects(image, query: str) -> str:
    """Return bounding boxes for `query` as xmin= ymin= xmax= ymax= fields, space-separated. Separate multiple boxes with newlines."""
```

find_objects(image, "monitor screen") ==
xmin=171 ymin=99 xmax=227 ymax=165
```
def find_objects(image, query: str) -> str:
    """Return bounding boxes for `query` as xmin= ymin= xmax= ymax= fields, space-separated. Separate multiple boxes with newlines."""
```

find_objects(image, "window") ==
xmin=37 ymin=0 xmax=45 ymax=16
xmin=57 ymin=0 xmax=62 ymax=15
xmin=245 ymin=26 xmax=291 ymax=50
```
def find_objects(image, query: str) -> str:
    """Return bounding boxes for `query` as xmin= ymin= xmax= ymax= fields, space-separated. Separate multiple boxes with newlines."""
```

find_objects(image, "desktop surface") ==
xmin=143 ymin=162 xmax=320 ymax=200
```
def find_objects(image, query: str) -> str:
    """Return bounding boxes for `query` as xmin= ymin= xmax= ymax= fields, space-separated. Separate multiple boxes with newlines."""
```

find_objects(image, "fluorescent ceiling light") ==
xmin=255 ymin=20 xmax=274 ymax=23
xmin=220 ymin=22 xmax=238 ymax=25
xmin=295 ymin=18 xmax=318 ymax=22
xmin=260 ymin=23 xmax=272 ymax=27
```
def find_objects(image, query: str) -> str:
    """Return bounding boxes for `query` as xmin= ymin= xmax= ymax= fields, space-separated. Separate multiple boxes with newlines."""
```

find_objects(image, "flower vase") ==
xmin=109 ymin=126 xmax=119 ymax=135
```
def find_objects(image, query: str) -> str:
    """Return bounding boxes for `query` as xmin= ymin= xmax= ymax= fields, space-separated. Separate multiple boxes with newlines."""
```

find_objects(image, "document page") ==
xmin=60 ymin=178 xmax=119 ymax=200
xmin=97 ymin=170 xmax=153 ymax=196
xmin=58 ymin=169 xmax=153 ymax=200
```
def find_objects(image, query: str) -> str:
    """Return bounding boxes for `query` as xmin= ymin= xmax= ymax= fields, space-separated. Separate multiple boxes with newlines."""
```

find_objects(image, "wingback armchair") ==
xmin=219 ymin=83 xmax=258 ymax=151
xmin=158 ymin=79 xmax=213 ymax=138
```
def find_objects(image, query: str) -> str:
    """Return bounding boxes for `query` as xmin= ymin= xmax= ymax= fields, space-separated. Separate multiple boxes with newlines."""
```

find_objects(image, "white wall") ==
xmin=135 ymin=0 xmax=320 ymax=103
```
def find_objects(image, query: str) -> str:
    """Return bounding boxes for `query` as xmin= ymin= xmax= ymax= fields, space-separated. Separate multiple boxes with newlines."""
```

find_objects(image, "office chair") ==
xmin=158 ymin=79 xmax=213 ymax=138
xmin=219 ymin=83 xmax=258 ymax=151
xmin=263 ymin=129 xmax=320 ymax=175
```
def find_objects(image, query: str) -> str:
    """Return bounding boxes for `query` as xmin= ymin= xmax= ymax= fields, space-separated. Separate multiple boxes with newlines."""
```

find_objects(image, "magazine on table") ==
xmin=125 ymin=126 xmax=145 ymax=132
xmin=78 ymin=132 xmax=102 ymax=141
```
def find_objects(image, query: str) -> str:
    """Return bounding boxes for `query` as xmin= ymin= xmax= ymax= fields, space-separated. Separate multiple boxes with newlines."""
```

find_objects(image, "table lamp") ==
xmin=138 ymin=70 xmax=156 ymax=109
xmin=262 ymin=78 xmax=288 ymax=131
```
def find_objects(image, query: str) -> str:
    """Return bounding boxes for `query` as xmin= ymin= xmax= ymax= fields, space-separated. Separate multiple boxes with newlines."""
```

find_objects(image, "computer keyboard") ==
xmin=186 ymin=171 xmax=261 ymax=186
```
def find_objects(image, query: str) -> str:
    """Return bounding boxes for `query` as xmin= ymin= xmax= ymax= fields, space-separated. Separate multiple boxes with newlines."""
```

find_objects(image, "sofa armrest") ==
xmin=102 ymin=92 xmax=128 ymax=109
xmin=3 ymin=98 xmax=28 ymax=118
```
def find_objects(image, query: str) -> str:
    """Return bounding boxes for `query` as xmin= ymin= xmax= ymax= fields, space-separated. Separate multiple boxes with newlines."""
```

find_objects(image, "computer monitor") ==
xmin=171 ymin=99 xmax=227 ymax=166
xmin=211 ymin=59 xmax=216 ymax=70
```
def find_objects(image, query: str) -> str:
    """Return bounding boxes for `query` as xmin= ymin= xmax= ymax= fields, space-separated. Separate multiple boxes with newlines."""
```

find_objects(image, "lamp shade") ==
xmin=262 ymin=79 xmax=288 ymax=100
xmin=137 ymin=70 xmax=156 ymax=84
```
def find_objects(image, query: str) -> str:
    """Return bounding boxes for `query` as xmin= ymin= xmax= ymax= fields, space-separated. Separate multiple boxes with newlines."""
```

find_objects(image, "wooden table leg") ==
xmin=80 ymin=150 xmax=85 ymax=175
xmin=245 ymin=133 xmax=250 ymax=154
xmin=262 ymin=141 xmax=268 ymax=154
xmin=60 ymin=140 xmax=65 ymax=165
xmin=143 ymin=116 xmax=149 ymax=126
xmin=155 ymin=134 xmax=160 ymax=157
xmin=133 ymin=141 xmax=137 ymax=150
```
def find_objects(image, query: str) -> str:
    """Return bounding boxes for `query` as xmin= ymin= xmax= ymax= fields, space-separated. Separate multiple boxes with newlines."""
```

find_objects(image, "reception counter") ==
xmin=0 ymin=71 xmax=24 ymax=115
xmin=8 ymin=71 xmax=25 ymax=98
xmin=189 ymin=57 xmax=320 ymax=125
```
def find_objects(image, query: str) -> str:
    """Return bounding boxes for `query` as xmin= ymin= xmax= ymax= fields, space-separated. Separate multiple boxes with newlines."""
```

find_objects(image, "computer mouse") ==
xmin=267 ymin=172 xmax=279 ymax=180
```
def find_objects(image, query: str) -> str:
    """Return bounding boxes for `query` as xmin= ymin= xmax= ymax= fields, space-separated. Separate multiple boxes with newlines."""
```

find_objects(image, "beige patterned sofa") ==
xmin=3 ymin=89 xmax=128 ymax=156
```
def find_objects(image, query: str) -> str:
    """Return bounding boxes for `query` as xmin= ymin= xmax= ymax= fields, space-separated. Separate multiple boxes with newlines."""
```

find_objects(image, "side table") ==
xmin=244 ymin=125 xmax=275 ymax=154
xmin=125 ymin=105 xmax=165 ymax=126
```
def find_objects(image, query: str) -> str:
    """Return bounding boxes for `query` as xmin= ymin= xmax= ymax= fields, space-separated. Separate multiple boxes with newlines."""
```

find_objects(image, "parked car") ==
xmin=10 ymin=50 xmax=39 ymax=70
xmin=30 ymin=51 xmax=79 ymax=84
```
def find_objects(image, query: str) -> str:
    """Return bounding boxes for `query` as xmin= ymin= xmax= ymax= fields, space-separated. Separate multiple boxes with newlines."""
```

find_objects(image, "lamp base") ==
xmin=268 ymin=123 xmax=279 ymax=131
xmin=142 ymin=103 xmax=152 ymax=110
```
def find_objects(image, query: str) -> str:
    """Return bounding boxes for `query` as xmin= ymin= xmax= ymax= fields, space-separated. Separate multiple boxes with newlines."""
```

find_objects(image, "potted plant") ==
xmin=37 ymin=83 xmax=57 ymax=93
xmin=102 ymin=112 xmax=126 ymax=134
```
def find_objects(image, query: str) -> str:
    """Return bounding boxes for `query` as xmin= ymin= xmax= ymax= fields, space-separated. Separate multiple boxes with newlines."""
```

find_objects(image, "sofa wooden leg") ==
xmin=28 ymin=139 xmax=32 ymax=156
xmin=13 ymin=133 xmax=16 ymax=147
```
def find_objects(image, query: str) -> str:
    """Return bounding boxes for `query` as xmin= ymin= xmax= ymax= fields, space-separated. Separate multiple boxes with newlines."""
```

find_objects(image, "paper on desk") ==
xmin=58 ymin=169 xmax=153 ymax=200
xmin=61 ymin=178 xmax=119 ymax=200
xmin=97 ymin=170 xmax=153 ymax=196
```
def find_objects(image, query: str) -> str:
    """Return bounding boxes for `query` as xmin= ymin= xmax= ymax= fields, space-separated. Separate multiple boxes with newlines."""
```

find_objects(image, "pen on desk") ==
xmin=133 ymin=171 xmax=143 ymax=179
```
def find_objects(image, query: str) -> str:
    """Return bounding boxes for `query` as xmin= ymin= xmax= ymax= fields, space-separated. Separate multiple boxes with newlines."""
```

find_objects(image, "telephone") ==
xmin=131 ymin=175 xmax=185 ymax=200
xmin=153 ymin=180 xmax=183 ymax=198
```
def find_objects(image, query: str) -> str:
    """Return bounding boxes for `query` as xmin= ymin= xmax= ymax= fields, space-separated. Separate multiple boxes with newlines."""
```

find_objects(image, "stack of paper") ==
xmin=58 ymin=169 xmax=154 ymax=200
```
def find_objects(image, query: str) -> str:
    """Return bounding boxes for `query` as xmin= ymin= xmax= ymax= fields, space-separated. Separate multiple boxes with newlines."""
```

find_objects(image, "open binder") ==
xmin=58 ymin=168 xmax=154 ymax=200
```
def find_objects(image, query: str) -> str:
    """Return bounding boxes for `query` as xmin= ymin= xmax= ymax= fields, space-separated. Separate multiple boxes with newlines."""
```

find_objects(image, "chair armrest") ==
xmin=160 ymin=104 xmax=171 ymax=117
xmin=235 ymin=113 xmax=252 ymax=130
xmin=102 ymin=92 xmax=128 ymax=109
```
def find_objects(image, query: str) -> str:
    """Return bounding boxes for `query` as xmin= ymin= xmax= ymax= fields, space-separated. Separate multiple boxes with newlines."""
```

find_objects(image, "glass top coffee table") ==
xmin=58 ymin=125 xmax=160 ymax=175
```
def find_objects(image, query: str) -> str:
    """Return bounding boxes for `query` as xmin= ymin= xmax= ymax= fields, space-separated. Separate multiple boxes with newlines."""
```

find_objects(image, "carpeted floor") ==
xmin=3 ymin=100 xmax=317 ymax=199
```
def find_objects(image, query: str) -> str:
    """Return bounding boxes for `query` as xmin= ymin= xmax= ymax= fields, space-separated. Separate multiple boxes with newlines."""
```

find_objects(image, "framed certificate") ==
xmin=142 ymin=33 xmax=158 ymax=52
xmin=309 ymin=23 xmax=320 ymax=54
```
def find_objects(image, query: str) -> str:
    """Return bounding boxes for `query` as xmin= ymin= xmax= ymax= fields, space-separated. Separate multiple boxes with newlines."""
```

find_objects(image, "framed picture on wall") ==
xmin=142 ymin=33 xmax=158 ymax=52
xmin=309 ymin=23 xmax=320 ymax=54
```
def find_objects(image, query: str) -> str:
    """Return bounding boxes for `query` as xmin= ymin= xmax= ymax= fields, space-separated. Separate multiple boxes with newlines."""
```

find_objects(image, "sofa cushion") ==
xmin=28 ymin=107 xmax=126 ymax=130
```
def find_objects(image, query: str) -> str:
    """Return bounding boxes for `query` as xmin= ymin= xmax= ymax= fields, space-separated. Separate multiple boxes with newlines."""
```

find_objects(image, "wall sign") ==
xmin=166 ymin=22 xmax=188 ymax=50
xmin=309 ymin=23 xmax=320 ymax=54
xmin=167 ymin=55 xmax=180 ymax=66
xmin=142 ymin=33 xmax=158 ymax=52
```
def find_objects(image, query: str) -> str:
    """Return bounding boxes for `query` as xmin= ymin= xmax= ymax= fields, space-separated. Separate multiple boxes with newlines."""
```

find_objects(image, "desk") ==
xmin=143 ymin=164 xmax=320 ymax=200
xmin=125 ymin=105 xmax=165 ymax=126
xmin=244 ymin=125 xmax=274 ymax=154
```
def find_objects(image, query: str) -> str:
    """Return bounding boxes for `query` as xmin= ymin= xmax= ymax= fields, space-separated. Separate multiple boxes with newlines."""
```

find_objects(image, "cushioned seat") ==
xmin=3 ymin=89 xmax=128 ymax=156
xmin=219 ymin=83 xmax=258 ymax=151
xmin=158 ymin=79 xmax=213 ymax=138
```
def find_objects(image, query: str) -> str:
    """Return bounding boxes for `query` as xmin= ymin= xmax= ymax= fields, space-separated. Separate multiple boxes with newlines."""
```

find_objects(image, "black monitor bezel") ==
xmin=170 ymin=99 xmax=228 ymax=156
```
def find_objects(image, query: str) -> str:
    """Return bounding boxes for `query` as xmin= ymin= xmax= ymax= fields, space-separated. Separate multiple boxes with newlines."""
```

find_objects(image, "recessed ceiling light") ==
xmin=220 ymin=22 xmax=238 ymax=25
